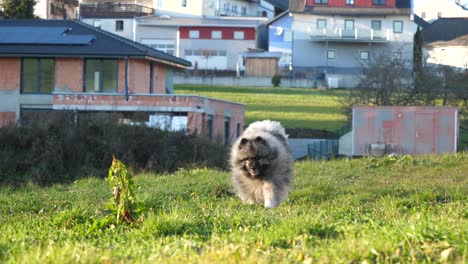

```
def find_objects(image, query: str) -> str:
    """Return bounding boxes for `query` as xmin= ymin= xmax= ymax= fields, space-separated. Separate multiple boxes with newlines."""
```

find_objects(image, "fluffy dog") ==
xmin=230 ymin=120 xmax=293 ymax=208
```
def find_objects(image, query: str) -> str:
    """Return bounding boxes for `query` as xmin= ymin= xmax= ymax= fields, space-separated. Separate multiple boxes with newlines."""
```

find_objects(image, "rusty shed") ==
xmin=339 ymin=106 xmax=459 ymax=156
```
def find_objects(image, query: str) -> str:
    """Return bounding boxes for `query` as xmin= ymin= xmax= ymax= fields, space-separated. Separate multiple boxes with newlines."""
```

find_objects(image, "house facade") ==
xmin=0 ymin=20 xmax=245 ymax=144
xmin=137 ymin=15 xmax=267 ymax=71
xmin=266 ymin=11 xmax=293 ymax=68
xmin=288 ymin=0 xmax=417 ymax=87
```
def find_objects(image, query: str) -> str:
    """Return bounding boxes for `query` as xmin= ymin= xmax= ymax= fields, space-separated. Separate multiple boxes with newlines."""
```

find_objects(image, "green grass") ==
xmin=1 ymin=154 xmax=467 ymax=263
xmin=175 ymin=85 xmax=348 ymax=132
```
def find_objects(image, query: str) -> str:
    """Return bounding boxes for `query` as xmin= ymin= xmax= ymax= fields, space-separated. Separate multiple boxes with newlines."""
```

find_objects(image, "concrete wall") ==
xmin=173 ymin=76 xmax=316 ymax=88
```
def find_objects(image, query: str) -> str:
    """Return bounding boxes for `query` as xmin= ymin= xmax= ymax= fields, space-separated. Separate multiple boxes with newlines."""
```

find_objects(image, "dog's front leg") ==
xmin=262 ymin=182 xmax=279 ymax=208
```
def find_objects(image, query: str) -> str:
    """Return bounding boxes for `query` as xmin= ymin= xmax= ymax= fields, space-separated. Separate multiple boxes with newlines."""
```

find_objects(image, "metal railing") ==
xmin=79 ymin=2 xmax=154 ymax=17
xmin=309 ymin=27 xmax=390 ymax=42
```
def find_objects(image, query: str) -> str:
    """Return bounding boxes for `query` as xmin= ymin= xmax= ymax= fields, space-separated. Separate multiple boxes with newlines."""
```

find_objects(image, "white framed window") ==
xmin=317 ymin=19 xmax=326 ymax=29
xmin=360 ymin=51 xmax=369 ymax=61
xmin=234 ymin=31 xmax=244 ymax=39
xmin=393 ymin=21 xmax=403 ymax=33
xmin=232 ymin=5 xmax=237 ymax=14
xmin=346 ymin=0 xmax=354 ymax=4
xmin=327 ymin=50 xmax=336 ymax=60
xmin=211 ymin=30 xmax=222 ymax=39
xmin=284 ymin=30 xmax=292 ymax=41
xmin=93 ymin=20 xmax=101 ymax=29
xmin=189 ymin=30 xmax=200 ymax=39
xmin=393 ymin=51 xmax=402 ymax=61
xmin=181 ymin=0 xmax=187 ymax=7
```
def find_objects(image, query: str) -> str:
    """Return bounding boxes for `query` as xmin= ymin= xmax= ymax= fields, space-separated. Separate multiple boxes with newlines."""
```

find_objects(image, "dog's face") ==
xmin=237 ymin=136 xmax=272 ymax=178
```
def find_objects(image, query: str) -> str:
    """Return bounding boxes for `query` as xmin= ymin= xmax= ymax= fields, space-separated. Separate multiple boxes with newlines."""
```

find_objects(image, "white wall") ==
xmin=425 ymin=44 xmax=468 ymax=69
xmin=81 ymin=18 xmax=136 ymax=41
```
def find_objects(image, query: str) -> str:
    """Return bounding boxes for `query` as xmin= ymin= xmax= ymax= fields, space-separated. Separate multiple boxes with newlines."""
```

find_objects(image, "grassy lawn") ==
xmin=1 ymin=154 xmax=466 ymax=263
xmin=175 ymin=85 xmax=348 ymax=132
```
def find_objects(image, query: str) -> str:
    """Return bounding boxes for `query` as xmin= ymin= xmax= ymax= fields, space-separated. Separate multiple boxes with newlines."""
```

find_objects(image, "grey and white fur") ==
xmin=230 ymin=120 xmax=293 ymax=208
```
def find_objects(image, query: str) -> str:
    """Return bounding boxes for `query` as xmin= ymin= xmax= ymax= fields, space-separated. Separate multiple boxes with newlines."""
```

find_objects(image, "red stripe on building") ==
xmin=179 ymin=27 xmax=256 ymax=40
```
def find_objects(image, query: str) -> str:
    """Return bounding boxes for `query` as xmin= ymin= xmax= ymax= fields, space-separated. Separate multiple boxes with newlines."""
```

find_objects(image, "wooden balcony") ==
xmin=79 ymin=2 xmax=154 ymax=18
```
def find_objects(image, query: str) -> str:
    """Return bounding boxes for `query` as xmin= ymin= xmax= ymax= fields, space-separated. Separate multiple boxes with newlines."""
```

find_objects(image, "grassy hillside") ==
xmin=175 ymin=85 xmax=348 ymax=132
xmin=1 ymin=154 xmax=466 ymax=263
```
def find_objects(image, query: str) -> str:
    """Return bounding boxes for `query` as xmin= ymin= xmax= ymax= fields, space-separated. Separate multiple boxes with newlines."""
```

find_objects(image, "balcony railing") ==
xmin=309 ymin=27 xmax=390 ymax=43
xmin=215 ymin=8 xmax=267 ymax=17
xmin=79 ymin=2 xmax=154 ymax=18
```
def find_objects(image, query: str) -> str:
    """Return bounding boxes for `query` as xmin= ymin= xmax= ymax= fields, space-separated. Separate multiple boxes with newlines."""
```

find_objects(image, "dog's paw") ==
xmin=264 ymin=199 xmax=278 ymax=208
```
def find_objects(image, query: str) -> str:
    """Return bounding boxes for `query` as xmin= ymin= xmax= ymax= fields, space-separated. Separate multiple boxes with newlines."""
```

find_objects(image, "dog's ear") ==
xmin=239 ymin=138 xmax=248 ymax=148
xmin=255 ymin=136 xmax=265 ymax=144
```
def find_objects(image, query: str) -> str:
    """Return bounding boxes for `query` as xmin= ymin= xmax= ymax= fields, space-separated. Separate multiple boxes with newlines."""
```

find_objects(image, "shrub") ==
xmin=0 ymin=112 xmax=228 ymax=186
xmin=271 ymin=74 xmax=281 ymax=87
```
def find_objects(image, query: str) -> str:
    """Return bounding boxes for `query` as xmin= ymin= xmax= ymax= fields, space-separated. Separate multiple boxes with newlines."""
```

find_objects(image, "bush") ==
xmin=271 ymin=74 xmax=281 ymax=87
xmin=0 ymin=112 xmax=228 ymax=186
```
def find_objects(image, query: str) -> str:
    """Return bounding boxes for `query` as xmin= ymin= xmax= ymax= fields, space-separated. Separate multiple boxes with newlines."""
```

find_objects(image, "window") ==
xmin=115 ymin=20 xmax=124 ymax=31
xmin=234 ymin=31 xmax=244 ymax=39
xmin=211 ymin=30 xmax=222 ymax=39
xmin=223 ymin=3 xmax=230 ymax=12
xmin=284 ymin=30 xmax=293 ymax=41
xmin=93 ymin=20 xmax=101 ymax=29
xmin=437 ymin=12 xmax=442 ymax=18
xmin=393 ymin=52 xmax=402 ymax=61
xmin=232 ymin=5 xmax=237 ymax=14
xmin=141 ymin=39 xmax=175 ymax=55
xmin=421 ymin=12 xmax=426 ymax=18
xmin=314 ymin=0 xmax=328 ymax=3
xmin=372 ymin=0 xmax=386 ymax=5
xmin=346 ymin=0 xmax=354 ymax=4
xmin=181 ymin=0 xmax=187 ymax=7
xmin=393 ymin=20 xmax=403 ymax=33
xmin=85 ymin=59 xmax=118 ymax=93
xmin=189 ymin=30 xmax=200 ymax=39
xmin=345 ymin=19 xmax=354 ymax=30
xmin=317 ymin=19 xmax=326 ymax=29
xmin=219 ymin=50 xmax=227 ymax=56
xmin=241 ymin=7 xmax=246 ymax=16
xmin=371 ymin=20 xmax=381 ymax=31
xmin=207 ymin=115 xmax=213 ymax=140
xmin=21 ymin=58 xmax=54 ymax=94
xmin=360 ymin=51 xmax=369 ymax=61
xmin=224 ymin=117 xmax=230 ymax=145
xmin=184 ymin=49 xmax=193 ymax=56
xmin=327 ymin=50 xmax=336 ymax=60
xmin=236 ymin=123 xmax=241 ymax=138
xmin=149 ymin=62 xmax=154 ymax=93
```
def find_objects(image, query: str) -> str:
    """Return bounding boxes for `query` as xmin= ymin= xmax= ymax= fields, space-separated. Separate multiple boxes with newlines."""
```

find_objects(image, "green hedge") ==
xmin=0 ymin=112 xmax=227 ymax=186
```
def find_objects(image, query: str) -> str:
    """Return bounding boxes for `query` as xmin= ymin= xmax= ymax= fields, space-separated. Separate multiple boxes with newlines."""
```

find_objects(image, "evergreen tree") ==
xmin=2 ymin=0 xmax=37 ymax=19
xmin=413 ymin=26 xmax=423 ymax=81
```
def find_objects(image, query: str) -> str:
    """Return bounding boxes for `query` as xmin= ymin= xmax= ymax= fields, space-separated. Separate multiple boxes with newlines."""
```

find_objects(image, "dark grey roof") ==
xmin=414 ymin=14 xmax=430 ymax=29
xmin=422 ymin=17 xmax=468 ymax=44
xmin=0 ymin=19 xmax=191 ymax=68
